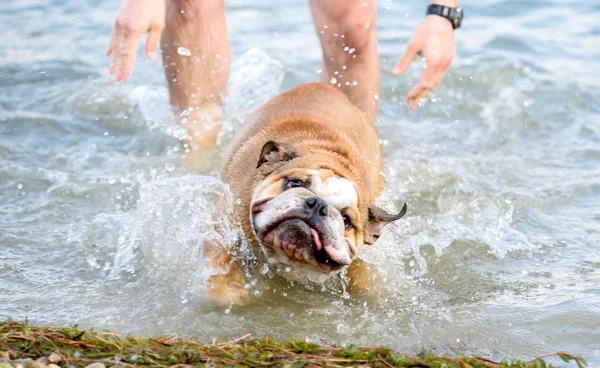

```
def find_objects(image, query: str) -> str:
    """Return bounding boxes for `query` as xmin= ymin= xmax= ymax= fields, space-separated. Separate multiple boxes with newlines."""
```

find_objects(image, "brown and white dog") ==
xmin=205 ymin=82 xmax=407 ymax=306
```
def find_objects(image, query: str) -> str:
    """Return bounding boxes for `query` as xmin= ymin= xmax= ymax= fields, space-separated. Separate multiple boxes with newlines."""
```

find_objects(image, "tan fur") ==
xmin=206 ymin=83 xmax=384 ymax=305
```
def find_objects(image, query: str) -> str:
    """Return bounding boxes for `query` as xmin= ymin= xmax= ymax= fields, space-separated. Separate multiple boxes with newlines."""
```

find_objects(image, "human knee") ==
xmin=321 ymin=7 xmax=376 ymax=63
xmin=167 ymin=0 xmax=222 ymax=24
xmin=338 ymin=11 xmax=376 ymax=53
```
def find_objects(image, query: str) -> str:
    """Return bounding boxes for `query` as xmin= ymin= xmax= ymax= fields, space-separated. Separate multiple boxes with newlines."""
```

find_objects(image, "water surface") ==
xmin=1 ymin=0 xmax=599 ymax=365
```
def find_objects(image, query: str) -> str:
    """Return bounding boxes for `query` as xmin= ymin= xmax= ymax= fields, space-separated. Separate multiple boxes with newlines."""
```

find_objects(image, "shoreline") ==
xmin=0 ymin=320 xmax=587 ymax=367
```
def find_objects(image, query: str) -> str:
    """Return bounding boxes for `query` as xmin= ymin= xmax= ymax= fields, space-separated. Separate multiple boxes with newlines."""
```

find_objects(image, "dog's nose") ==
xmin=304 ymin=196 xmax=328 ymax=217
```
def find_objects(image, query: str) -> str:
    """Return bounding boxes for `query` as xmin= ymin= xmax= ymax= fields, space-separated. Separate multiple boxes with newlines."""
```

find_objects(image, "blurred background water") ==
xmin=1 ymin=0 xmax=599 ymax=365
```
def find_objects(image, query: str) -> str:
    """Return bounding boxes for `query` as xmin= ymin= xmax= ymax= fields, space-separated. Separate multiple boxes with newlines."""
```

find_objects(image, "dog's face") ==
xmin=250 ymin=141 xmax=407 ymax=282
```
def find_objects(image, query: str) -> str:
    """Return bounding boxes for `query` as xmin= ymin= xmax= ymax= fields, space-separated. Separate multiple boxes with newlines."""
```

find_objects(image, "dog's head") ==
xmin=250 ymin=140 xmax=407 ymax=282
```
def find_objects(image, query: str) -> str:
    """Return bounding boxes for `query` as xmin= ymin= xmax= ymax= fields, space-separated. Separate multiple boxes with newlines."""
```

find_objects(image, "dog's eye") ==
xmin=284 ymin=178 xmax=304 ymax=189
xmin=342 ymin=214 xmax=352 ymax=229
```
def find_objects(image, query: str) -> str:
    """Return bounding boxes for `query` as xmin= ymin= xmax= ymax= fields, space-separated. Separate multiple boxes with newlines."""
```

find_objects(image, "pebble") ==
xmin=0 ymin=363 xmax=14 ymax=368
xmin=84 ymin=363 xmax=106 ymax=368
xmin=14 ymin=364 xmax=24 ymax=368
xmin=25 ymin=360 xmax=45 ymax=368
xmin=0 ymin=352 xmax=9 ymax=360
xmin=47 ymin=364 xmax=60 ymax=368
xmin=35 ymin=357 xmax=48 ymax=365
xmin=47 ymin=354 xmax=61 ymax=364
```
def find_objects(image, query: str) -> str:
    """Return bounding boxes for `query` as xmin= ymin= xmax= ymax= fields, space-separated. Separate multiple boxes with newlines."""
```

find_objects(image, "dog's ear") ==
xmin=256 ymin=140 xmax=300 ymax=172
xmin=364 ymin=203 xmax=408 ymax=245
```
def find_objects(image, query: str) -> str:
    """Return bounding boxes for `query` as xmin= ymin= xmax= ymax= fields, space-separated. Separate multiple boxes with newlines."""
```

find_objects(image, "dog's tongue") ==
xmin=310 ymin=228 xmax=322 ymax=251
xmin=310 ymin=227 xmax=351 ymax=266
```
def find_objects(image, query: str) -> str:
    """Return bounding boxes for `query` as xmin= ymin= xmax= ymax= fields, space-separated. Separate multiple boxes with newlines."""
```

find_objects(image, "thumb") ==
xmin=145 ymin=26 xmax=162 ymax=60
xmin=392 ymin=43 xmax=419 ymax=76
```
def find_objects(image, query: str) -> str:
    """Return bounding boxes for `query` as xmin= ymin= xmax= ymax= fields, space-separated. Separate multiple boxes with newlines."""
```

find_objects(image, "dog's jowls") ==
xmin=205 ymin=82 xmax=407 ymax=306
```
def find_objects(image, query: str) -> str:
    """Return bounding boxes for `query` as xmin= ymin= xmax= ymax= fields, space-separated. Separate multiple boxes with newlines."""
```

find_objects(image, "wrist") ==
xmin=427 ymin=3 xmax=463 ymax=29
xmin=430 ymin=0 xmax=458 ymax=7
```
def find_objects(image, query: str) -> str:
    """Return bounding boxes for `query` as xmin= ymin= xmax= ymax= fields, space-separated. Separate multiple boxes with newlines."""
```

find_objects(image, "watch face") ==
xmin=454 ymin=8 xmax=463 ymax=29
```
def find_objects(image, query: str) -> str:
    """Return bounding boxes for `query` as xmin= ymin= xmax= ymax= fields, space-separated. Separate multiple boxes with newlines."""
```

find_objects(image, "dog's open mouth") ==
xmin=260 ymin=218 xmax=344 ymax=269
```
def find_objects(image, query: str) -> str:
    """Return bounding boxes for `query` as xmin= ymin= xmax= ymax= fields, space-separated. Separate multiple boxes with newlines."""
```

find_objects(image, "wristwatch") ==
xmin=426 ymin=4 xmax=463 ymax=30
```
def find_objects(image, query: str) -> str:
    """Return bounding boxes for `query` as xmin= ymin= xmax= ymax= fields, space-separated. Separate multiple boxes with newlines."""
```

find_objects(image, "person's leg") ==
xmin=309 ymin=0 xmax=379 ymax=122
xmin=161 ymin=0 xmax=230 ymax=165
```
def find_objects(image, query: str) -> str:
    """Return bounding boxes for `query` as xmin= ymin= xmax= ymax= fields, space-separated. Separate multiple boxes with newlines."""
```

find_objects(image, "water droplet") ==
xmin=329 ymin=77 xmax=337 ymax=84
xmin=16 ymin=183 xmax=23 ymax=190
xmin=260 ymin=263 xmax=269 ymax=275
xmin=284 ymin=266 xmax=291 ymax=273
xmin=108 ymin=178 xmax=116 ymax=185
xmin=177 ymin=47 xmax=191 ymax=56
xmin=165 ymin=163 xmax=176 ymax=172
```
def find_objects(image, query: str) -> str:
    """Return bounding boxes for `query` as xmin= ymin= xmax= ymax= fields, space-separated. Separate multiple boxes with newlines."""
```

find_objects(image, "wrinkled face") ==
xmin=251 ymin=168 xmax=363 ymax=282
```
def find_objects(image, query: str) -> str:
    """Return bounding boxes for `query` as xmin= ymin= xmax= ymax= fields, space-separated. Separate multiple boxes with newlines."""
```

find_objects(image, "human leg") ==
xmin=309 ymin=0 xmax=380 ymax=121
xmin=161 ymin=0 xmax=230 ymax=164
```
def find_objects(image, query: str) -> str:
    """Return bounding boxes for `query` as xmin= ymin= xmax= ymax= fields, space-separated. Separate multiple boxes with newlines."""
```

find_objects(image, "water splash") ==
xmin=220 ymin=48 xmax=284 ymax=147
xmin=108 ymin=176 xmax=248 ymax=299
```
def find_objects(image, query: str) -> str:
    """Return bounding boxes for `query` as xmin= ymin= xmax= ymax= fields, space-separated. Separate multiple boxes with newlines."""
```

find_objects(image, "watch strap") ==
xmin=427 ymin=4 xmax=463 ymax=29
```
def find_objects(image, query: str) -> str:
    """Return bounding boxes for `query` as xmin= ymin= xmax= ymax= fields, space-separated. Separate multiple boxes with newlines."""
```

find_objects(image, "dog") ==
xmin=205 ymin=82 xmax=407 ymax=306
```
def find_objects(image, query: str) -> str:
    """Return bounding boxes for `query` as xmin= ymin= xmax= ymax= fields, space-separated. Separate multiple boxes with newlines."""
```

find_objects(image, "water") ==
xmin=1 ymin=0 xmax=599 ymax=365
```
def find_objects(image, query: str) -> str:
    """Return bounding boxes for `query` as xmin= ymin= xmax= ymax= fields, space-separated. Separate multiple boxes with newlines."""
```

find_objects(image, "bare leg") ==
xmin=161 ymin=0 xmax=230 ymax=167
xmin=309 ymin=0 xmax=379 ymax=122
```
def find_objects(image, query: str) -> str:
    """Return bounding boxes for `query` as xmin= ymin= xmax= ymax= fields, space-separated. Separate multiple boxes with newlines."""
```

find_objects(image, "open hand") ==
xmin=392 ymin=15 xmax=455 ymax=110
xmin=106 ymin=0 xmax=165 ymax=82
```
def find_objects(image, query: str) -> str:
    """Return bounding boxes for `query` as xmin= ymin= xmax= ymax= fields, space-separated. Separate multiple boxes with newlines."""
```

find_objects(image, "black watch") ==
xmin=426 ymin=4 xmax=463 ymax=30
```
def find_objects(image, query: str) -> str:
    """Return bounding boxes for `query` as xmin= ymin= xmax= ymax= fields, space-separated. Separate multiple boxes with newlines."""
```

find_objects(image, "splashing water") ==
xmin=1 ymin=1 xmax=599 ymax=365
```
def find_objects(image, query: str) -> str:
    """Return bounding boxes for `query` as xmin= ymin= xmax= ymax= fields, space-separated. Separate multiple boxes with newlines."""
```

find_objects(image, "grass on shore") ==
xmin=0 ymin=320 xmax=587 ymax=367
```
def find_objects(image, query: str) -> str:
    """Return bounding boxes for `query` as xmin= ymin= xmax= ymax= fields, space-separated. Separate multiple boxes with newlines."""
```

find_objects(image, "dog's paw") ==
xmin=205 ymin=275 xmax=250 ymax=307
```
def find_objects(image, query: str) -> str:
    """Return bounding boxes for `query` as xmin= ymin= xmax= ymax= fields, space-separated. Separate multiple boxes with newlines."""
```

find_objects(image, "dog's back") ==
xmin=222 ymin=83 xmax=383 ymax=199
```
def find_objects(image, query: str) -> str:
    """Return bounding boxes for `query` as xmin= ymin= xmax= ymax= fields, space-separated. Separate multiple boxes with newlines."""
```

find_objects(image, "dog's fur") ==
xmin=205 ymin=83 xmax=406 ymax=306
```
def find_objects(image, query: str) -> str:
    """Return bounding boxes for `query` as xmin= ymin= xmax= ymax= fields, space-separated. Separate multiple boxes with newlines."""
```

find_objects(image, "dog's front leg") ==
xmin=346 ymin=258 xmax=382 ymax=295
xmin=204 ymin=243 xmax=249 ymax=306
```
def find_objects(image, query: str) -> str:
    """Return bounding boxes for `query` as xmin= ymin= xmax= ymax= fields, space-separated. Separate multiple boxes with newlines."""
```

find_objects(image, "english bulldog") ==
xmin=205 ymin=82 xmax=407 ymax=306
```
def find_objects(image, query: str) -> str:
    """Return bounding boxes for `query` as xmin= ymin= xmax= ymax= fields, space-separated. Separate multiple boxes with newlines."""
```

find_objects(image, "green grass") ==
xmin=0 ymin=320 xmax=586 ymax=367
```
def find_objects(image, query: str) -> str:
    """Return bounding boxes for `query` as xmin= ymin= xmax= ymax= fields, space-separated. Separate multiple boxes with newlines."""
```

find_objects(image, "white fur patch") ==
xmin=308 ymin=170 xmax=358 ymax=209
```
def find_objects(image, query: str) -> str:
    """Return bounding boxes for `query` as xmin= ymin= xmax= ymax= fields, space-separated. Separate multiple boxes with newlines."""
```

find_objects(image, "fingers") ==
xmin=392 ymin=42 xmax=419 ymax=76
xmin=117 ymin=30 xmax=141 ymax=82
xmin=110 ymin=22 xmax=142 ymax=82
xmin=406 ymin=65 xmax=443 ymax=110
xmin=145 ymin=26 xmax=161 ymax=61
xmin=108 ymin=29 xmax=118 ymax=76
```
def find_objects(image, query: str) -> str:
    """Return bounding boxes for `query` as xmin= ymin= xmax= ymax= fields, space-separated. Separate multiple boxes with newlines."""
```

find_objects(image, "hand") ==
xmin=392 ymin=15 xmax=455 ymax=110
xmin=106 ymin=0 xmax=166 ymax=82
